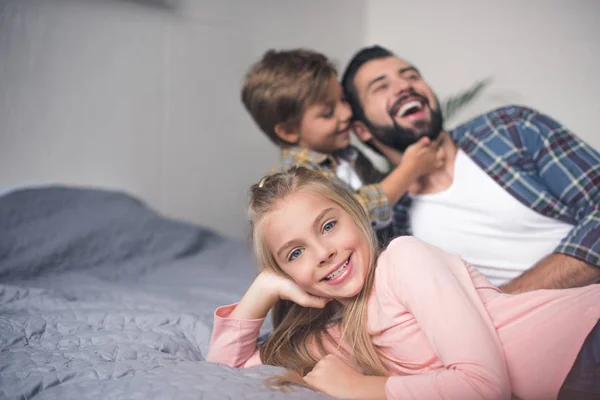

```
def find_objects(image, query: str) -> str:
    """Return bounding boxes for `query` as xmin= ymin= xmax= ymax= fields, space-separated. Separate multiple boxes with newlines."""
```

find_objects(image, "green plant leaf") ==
xmin=441 ymin=77 xmax=493 ymax=123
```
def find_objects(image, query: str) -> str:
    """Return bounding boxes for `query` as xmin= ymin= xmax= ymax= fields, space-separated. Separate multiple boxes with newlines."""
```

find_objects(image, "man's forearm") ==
xmin=500 ymin=253 xmax=600 ymax=294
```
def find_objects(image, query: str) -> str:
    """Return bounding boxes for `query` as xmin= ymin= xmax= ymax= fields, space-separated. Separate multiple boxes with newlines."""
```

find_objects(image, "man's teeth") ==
xmin=325 ymin=259 xmax=349 ymax=280
xmin=397 ymin=100 xmax=423 ymax=117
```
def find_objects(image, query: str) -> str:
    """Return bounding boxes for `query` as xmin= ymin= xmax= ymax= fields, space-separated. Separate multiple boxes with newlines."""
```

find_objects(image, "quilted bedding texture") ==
xmin=0 ymin=187 xmax=334 ymax=400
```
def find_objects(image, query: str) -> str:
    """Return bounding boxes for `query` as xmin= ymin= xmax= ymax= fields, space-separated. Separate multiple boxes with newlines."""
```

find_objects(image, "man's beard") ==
xmin=365 ymin=96 xmax=444 ymax=153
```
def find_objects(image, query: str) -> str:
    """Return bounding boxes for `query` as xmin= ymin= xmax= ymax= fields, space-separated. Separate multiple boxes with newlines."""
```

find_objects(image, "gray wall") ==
xmin=1 ymin=0 xmax=598 ymax=238
xmin=0 ymin=0 xmax=366 ymax=238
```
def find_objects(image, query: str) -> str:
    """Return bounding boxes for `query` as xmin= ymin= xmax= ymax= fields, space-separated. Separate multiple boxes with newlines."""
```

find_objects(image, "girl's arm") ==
xmin=207 ymin=270 xmax=330 ymax=368
xmin=206 ymin=303 xmax=265 ymax=368
xmin=380 ymin=237 xmax=511 ymax=400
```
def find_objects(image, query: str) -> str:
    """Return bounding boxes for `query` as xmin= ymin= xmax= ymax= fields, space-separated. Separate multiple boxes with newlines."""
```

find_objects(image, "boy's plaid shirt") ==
xmin=278 ymin=145 xmax=393 ymax=230
xmin=393 ymin=105 xmax=600 ymax=267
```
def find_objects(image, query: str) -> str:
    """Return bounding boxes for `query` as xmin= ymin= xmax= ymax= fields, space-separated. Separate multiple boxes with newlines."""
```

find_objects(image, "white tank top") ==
xmin=336 ymin=158 xmax=363 ymax=190
xmin=409 ymin=150 xmax=574 ymax=286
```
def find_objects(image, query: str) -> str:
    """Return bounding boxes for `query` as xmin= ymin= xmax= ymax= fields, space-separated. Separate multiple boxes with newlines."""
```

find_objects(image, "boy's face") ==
xmin=296 ymin=78 xmax=353 ymax=154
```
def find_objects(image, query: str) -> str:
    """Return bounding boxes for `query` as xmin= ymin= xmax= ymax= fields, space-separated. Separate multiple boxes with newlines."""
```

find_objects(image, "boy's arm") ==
xmin=378 ymin=161 xmax=421 ymax=205
xmin=353 ymin=184 xmax=393 ymax=229
xmin=354 ymin=150 xmax=413 ymax=237
xmin=352 ymin=148 xmax=414 ymax=231
xmin=352 ymin=164 xmax=419 ymax=231
xmin=357 ymin=136 xmax=442 ymax=219
xmin=352 ymin=145 xmax=433 ymax=231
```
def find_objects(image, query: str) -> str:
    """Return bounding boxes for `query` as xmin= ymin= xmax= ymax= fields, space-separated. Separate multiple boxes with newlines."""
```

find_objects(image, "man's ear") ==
xmin=351 ymin=121 xmax=373 ymax=142
xmin=274 ymin=123 xmax=300 ymax=144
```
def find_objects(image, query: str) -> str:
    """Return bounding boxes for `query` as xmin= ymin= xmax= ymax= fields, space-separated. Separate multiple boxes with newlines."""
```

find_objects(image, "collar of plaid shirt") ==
xmin=280 ymin=146 xmax=359 ymax=168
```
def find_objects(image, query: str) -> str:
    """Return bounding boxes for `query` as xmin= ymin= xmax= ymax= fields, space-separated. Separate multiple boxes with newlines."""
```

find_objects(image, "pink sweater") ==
xmin=207 ymin=237 xmax=600 ymax=399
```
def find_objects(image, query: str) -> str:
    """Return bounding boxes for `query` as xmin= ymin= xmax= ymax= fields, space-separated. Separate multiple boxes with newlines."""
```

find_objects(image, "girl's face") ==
xmin=262 ymin=189 xmax=371 ymax=303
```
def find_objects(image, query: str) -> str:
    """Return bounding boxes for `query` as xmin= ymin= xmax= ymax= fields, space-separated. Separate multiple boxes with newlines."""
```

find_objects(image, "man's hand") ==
xmin=500 ymin=253 xmax=600 ymax=294
xmin=303 ymin=354 xmax=387 ymax=400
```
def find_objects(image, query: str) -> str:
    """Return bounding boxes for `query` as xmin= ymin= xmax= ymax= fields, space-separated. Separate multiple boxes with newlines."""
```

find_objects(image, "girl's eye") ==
xmin=323 ymin=220 xmax=337 ymax=233
xmin=288 ymin=248 xmax=303 ymax=261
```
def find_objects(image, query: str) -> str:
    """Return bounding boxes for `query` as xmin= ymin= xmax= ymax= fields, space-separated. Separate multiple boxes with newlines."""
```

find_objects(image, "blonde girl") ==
xmin=208 ymin=166 xmax=600 ymax=400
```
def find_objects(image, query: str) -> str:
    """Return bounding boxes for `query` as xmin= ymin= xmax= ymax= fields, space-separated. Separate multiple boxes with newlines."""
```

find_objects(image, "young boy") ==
xmin=241 ymin=49 xmax=442 ymax=242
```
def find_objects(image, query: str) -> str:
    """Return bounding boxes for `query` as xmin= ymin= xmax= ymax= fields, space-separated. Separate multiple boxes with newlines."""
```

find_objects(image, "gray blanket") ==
xmin=0 ymin=187 xmax=333 ymax=400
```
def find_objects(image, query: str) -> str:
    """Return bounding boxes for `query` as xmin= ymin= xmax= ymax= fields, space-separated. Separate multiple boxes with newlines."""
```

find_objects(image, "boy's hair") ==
xmin=248 ymin=166 xmax=389 ymax=389
xmin=241 ymin=49 xmax=338 ymax=147
xmin=341 ymin=45 xmax=395 ymax=124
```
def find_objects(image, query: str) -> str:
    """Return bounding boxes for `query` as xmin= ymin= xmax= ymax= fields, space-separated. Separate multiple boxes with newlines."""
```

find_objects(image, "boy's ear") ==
xmin=274 ymin=123 xmax=300 ymax=144
xmin=351 ymin=121 xmax=373 ymax=142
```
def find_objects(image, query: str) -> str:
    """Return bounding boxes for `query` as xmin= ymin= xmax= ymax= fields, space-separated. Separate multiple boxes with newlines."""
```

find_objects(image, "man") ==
xmin=341 ymin=45 xmax=600 ymax=293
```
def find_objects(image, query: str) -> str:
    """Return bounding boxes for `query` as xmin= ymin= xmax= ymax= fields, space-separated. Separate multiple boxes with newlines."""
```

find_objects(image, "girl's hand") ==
xmin=259 ymin=270 xmax=331 ymax=309
xmin=304 ymin=354 xmax=387 ymax=400
xmin=230 ymin=270 xmax=330 ymax=320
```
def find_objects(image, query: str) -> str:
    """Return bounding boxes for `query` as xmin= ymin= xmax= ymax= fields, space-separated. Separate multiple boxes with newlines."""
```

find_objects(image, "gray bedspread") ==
xmin=0 ymin=187 xmax=334 ymax=400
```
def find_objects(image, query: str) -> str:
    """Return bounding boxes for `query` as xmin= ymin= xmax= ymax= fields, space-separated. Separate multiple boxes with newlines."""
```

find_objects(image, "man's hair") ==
xmin=340 ymin=45 xmax=395 ymax=123
xmin=241 ymin=49 xmax=337 ymax=147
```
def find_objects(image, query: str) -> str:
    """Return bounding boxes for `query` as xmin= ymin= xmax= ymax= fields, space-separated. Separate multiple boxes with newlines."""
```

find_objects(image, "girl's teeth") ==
xmin=325 ymin=259 xmax=349 ymax=280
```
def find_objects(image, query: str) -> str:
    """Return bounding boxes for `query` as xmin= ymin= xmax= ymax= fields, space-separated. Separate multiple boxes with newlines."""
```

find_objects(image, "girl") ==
xmin=207 ymin=166 xmax=600 ymax=400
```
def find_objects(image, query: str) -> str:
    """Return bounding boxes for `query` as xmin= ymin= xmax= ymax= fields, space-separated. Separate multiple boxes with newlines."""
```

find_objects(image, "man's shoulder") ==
xmin=454 ymin=105 xmax=539 ymax=130
xmin=482 ymin=104 xmax=539 ymax=118
xmin=450 ymin=104 xmax=547 ymax=142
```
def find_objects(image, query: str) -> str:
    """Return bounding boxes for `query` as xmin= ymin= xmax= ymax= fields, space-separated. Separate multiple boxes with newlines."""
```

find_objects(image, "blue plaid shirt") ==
xmin=393 ymin=105 xmax=600 ymax=268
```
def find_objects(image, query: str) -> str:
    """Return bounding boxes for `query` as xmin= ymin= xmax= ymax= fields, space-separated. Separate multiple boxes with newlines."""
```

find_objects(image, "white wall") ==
xmin=1 ymin=0 xmax=598 ymax=239
xmin=0 ymin=0 xmax=366 ymax=238
xmin=365 ymin=0 xmax=600 ymax=150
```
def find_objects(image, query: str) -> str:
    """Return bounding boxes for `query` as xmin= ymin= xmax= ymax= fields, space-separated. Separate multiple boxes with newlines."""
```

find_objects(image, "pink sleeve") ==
xmin=206 ymin=303 xmax=264 ymax=368
xmin=379 ymin=237 xmax=511 ymax=400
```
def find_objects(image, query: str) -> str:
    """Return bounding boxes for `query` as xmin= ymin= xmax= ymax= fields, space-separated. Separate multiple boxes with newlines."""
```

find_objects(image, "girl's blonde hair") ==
xmin=248 ymin=166 xmax=389 ymax=388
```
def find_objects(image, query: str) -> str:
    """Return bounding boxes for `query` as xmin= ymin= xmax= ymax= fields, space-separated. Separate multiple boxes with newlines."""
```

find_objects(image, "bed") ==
xmin=0 ymin=186 xmax=334 ymax=399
